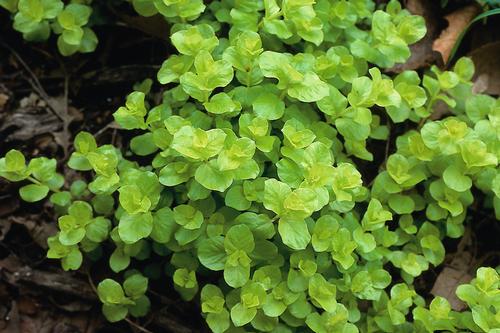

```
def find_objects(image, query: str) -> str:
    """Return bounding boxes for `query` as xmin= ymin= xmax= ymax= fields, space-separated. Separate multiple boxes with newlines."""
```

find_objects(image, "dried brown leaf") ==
xmin=469 ymin=41 xmax=500 ymax=95
xmin=431 ymin=267 xmax=472 ymax=311
xmin=432 ymin=4 xmax=481 ymax=64
xmin=1 ymin=301 xmax=21 ymax=333
xmin=0 ymin=93 xmax=9 ymax=112
xmin=389 ymin=0 xmax=443 ymax=72
xmin=9 ymin=216 xmax=57 ymax=249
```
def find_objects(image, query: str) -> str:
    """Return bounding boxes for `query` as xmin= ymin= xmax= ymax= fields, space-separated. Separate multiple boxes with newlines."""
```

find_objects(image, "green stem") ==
xmin=246 ymin=66 xmax=253 ymax=87
xmin=28 ymin=176 xmax=43 ymax=186
xmin=418 ymin=96 xmax=437 ymax=129
xmin=257 ymin=11 xmax=283 ymax=29
xmin=279 ymin=89 xmax=287 ymax=100
xmin=28 ymin=176 xmax=61 ymax=193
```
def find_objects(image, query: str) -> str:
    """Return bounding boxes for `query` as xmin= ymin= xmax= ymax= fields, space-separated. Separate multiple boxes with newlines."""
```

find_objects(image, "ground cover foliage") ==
xmin=0 ymin=0 xmax=499 ymax=332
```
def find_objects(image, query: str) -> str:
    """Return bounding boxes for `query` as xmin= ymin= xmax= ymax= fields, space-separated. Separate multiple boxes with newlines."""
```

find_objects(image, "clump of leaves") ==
xmin=0 ymin=0 xmax=206 ymax=55
xmin=1 ymin=0 xmax=500 ymax=332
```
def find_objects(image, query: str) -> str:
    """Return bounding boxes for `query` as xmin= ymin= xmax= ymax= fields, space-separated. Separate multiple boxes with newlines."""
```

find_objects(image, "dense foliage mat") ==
xmin=1 ymin=0 xmax=500 ymax=332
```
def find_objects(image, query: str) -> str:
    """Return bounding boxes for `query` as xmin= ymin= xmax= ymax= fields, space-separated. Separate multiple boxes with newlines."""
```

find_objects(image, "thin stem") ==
xmin=27 ymin=176 xmax=43 ymax=186
xmin=125 ymin=318 xmax=153 ymax=333
xmin=0 ymin=41 xmax=65 ymax=122
xmin=28 ymin=176 xmax=61 ymax=193
xmin=279 ymin=89 xmax=287 ymax=100
xmin=418 ymin=96 xmax=436 ymax=129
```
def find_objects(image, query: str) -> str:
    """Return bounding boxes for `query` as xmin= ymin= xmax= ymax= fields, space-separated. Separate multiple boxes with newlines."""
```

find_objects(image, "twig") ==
xmin=86 ymin=269 xmax=98 ymax=295
xmin=93 ymin=122 xmax=113 ymax=138
xmin=1 ymin=41 xmax=74 ymax=156
xmin=0 ymin=41 xmax=64 ymax=121
xmin=125 ymin=318 xmax=154 ymax=333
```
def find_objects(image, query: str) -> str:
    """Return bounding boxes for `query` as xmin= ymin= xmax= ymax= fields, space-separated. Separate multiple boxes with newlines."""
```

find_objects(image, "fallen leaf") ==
xmin=469 ymin=41 xmax=500 ymax=95
xmin=0 ymin=185 xmax=20 ymax=218
xmin=431 ymin=266 xmax=472 ymax=311
xmin=1 ymin=301 xmax=20 ymax=333
xmin=432 ymin=4 xmax=481 ymax=64
xmin=0 ymin=219 xmax=12 ymax=241
xmin=389 ymin=0 xmax=443 ymax=72
xmin=0 ymin=105 xmax=61 ymax=142
xmin=9 ymin=216 xmax=57 ymax=250
xmin=17 ymin=296 xmax=39 ymax=316
xmin=0 ymin=255 xmax=96 ymax=300
xmin=0 ymin=93 xmax=9 ymax=112
xmin=50 ymin=298 xmax=92 ymax=313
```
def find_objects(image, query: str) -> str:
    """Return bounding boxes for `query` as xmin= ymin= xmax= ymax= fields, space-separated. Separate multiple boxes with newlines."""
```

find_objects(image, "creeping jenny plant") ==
xmin=1 ymin=0 xmax=500 ymax=332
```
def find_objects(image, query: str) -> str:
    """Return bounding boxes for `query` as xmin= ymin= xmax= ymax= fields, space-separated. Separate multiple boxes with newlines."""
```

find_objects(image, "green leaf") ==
xmin=225 ymin=224 xmax=255 ymax=254
xmin=130 ymin=133 xmax=158 ymax=156
xmin=460 ymin=140 xmax=497 ymax=168
xmin=442 ymin=165 xmax=472 ymax=192
xmin=61 ymin=246 xmax=83 ymax=271
xmin=198 ymin=237 xmax=226 ymax=271
xmin=97 ymin=279 xmax=126 ymax=304
xmin=123 ymin=273 xmax=148 ymax=298
xmin=102 ymin=304 xmax=128 ymax=322
xmin=158 ymin=55 xmax=193 ymax=84
xmin=19 ymin=184 xmax=49 ymax=202
xmin=312 ymin=215 xmax=338 ymax=252
xmin=224 ymin=252 xmax=251 ymax=288
xmin=308 ymin=274 xmax=337 ymax=312
xmin=288 ymin=72 xmax=329 ymax=102
xmin=5 ymin=149 xmax=26 ymax=172
xmin=231 ymin=303 xmax=257 ymax=327
xmin=388 ymin=194 xmax=415 ymax=215
xmin=132 ymin=0 xmax=157 ymax=16
xmin=263 ymin=179 xmax=291 ymax=215
xmin=217 ymin=137 xmax=256 ymax=171
xmin=50 ymin=191 xmax=71 ymax=206
xmin=282 ymin=119 xmax=316 ymax=149
xmin=225 ymin=185 xmax=251 ymax=211
xmin=283 ymin=188 xmax=318 ymax=218
xmin=206 ymin=310 xmax=230 ymax=333
xmin=252 ymin=92 xmax=285 ymax=120
xmin=278 ymin=218 xmax=311 ymax=250
xmin=171 ymin=24 xmax=218 ymax=56
xmin=113 ymin=91 xmax=147 ymax=130
xmin=204 ymin=92 xmax=241 ymax=115
xmin=119 ymin=185 xmax=151 ymax=215
xmin=362 ymin=199 xmax=393 ymax=231
xmin=118 ymin=212 xmax=153 ymax=244
xmin=58 ymin=215 xmax=86 ymax=245
xmin=180 ymin=51 xmax=234 ymax=102
xmin=172 ymin=126 xmax=226 ymax=160
xmin=475 ymin=266 xmax=499 ymax=292
xmin=73 ymin=132 xmax=97 ymax=154
xmin=0 ymin=0 xmax=18 ymax=12
xmin=331 ymin=163 xmax=363 ymax=201
xmin=150 ymin=207 xmax=176 ymax=243
xmin=109 ymin=248 xmax=130 ymax=273
xmin=86 ymin=217 xmax=111 ymax=243
xmin=128 ymin=295 xmax=151 ymax=318
xmin=173 ymin=205 xmax=204 ymax=230
xmin=159 ymin=162 xmax=193 ymax=186
xmin=195 ymin=160 xmax=233 ymax=192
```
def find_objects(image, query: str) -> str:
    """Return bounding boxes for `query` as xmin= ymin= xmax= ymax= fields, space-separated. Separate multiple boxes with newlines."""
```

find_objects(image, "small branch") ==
xmin=0 ymin=41 xmax=64 ymax=121
xmin=125 ymin=318 xmax=154 ymax=333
